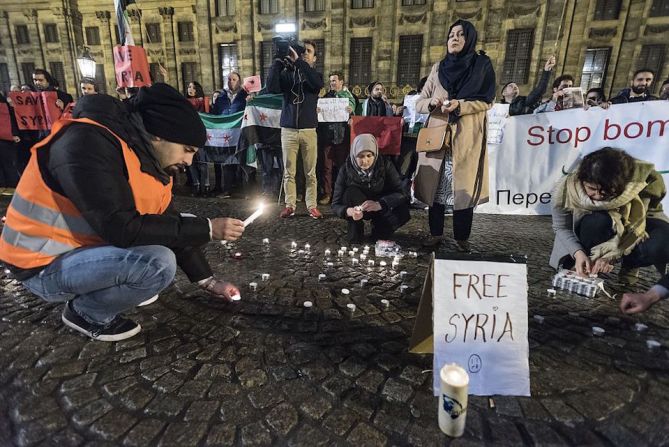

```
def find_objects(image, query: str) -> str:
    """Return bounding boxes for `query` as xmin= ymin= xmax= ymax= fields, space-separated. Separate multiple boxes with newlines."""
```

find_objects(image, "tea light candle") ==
xmin=338 ymin=250 xmax=344 ymax=257
xmin=298 ymin=249 xmax=305 ymax=255
xmin=360 ymin=279 xmax=368 ymax=287
xmin=230 ymin=293 xmax=241 ymax=301
xmin=262 ymin=238 xmax=270 ymax=244
xmin=400 ymin=285 xmax=408 ymax=293
xmin=533 ymin=315 xmax=545 ymax=324
xmin=326 ymin=262 xmax=334 ymax=267
xmin=318 ymin=274 xmax=326 ymax=281
xmin=324 ymin=249 xmax=331 ymax=256
xmin=379 ymin=261 xmax=387 ymax=267
xmin=353 ymin=247 xmax=359 ymax=253
xmin=409 ymin=251 xmax=418 ymax=258
xmin=368 ymin=260 xmax=375 ymax=266
xmin=341 ymin=288 xmax=350 ymax=295
xmin=352 ymin=258 xmax=359 ymax=266
xmin=646 ymin=339 xmax=661 ymax=350
xmin=340 ymin=246 xmax=347 ymax=252
xmin=347 ymin=303 xmax=356 ymax=312
xmin=380 ymin=299 xmax=390 ymax=308
xmin=291 ymin=241 xmax=297 ymax=249
xmin=261 ymin=273 xmax=270 ymax=281
xmin=304 ymin=243 xmax=311 ymax=251
xmin=634 ymin=323 xmax=648 ymax=332
xmin=348 ymin=251 xmax=355 ymax=257
xmin=592 ymin=326 xmax=605 ymax=336
xmin=243 ymin=203 xmax=264 ymax=227
xmin=249 ymin=282 xmax=258 ymax=292
xmin=233 ymin=252 xmax=242 ymax=259
xmin=360 ymin=254 xmax=367 ymax=261
xmin=364 ymin=245 xmax=370 ymax=251
xmin=400 ymin=271 xmax=408 ymax=279
xmin=303 ymin=301 xmax=313 ymax=308
xmin=438 ymin=364 xmax=469 ymax=437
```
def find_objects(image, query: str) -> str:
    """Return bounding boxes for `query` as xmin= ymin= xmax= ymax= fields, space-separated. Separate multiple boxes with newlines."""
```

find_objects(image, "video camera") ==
xmin=272 ymin=36 xmax=306 ymax=60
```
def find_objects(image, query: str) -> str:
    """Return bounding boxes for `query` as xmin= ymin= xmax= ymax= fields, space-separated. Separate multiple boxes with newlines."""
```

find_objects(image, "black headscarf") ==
xmin=438 ymin=20 xmax=496 ymax=103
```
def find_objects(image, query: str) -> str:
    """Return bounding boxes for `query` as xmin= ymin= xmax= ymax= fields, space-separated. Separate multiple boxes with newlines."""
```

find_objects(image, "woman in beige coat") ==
xmin=415 ymin=19 xmax=495 ymax=251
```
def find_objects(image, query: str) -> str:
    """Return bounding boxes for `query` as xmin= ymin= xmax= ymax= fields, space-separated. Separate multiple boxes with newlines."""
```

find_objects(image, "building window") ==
xmin=95 ymin=64 xmax=107 ymax=94
xmin=21 ymin=63 xmax=35 ymax=84
xmin=349 ymin=37 xmax=372 ymax=86
xmin=650 ymin=0 xmax=669 ymax=16
xmin=402 ymin=0 xmax=426 ymax=5
xmin=260 ymin=41 xmax=275 ymax=82
xmin=260 ymin=0 xmax=279 ymax=14
xmin=217 ymin=0 xmax=236 ymax=16
xmin=44 ymin=24 xmax=59 ymax=43
xmin=352 ymin=0 xmax=374 ymax=7
xmin=397 ymin=35 xmax=423 ymax=86
xmin=49 ymin=62 xmax=67 ymax=92
xmin=594 ymin=0 xmax=621 ymax=20
xmin=15 ymin=25 xmax=30 ymax=45
xmin=177 ymin=22 xmax=194 ymax=42
xmin=501 ymin=29 xmax=534 ymax=84
xmin=0 ymin=63 xmax=10 ymax=94
xmin=181 ymin=62 xmax=198 ymax=93
xmin=145 ymin=23 xmax=162 ymax=44
xmin=85 ymin=27 xmax=101 ymax=45
xmin=219 ymin=43 xmax=239 ymax=86
xmin=310 ymin=39 xmax=325 ymax=77
xmin=149 ymin=63 xmax=165 ymax=83
xmin=305 ymin=0 xmax=325 ymax=11
xmin=638 ymin=44 xmax=666 ymax=86
xmin=581 ymin=47 xmax=610 ymax=90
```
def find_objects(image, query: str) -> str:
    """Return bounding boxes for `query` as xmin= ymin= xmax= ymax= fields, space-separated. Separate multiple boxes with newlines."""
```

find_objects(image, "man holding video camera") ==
xmin=266 ymin=37 xmax=324 ymax=219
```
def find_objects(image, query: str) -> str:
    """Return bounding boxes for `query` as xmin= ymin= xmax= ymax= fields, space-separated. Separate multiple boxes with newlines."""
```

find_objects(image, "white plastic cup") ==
xmin=438 ymin=364 xmax=469 ymax=437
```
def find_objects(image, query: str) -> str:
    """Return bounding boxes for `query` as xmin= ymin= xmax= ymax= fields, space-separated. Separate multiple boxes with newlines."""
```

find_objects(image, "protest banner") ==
xmin=0 ymin=103 xmax=13 ymax=141
xmin=349 ymin=116 xmax=403 ymax=155
xmin=113 ymin=45 xmax=151 ymax=88
xmin=9 ymin=92 xmax=61 ymax=130
xmin=243 ymin=75 xmax=262 ymax=93
xmin=409 ymin=253 xmax=530 ymax=397
xmin=478 ymin=101 xmax=669 ymax=215
xmin=317 ymin=98 xmax=350 ymax=122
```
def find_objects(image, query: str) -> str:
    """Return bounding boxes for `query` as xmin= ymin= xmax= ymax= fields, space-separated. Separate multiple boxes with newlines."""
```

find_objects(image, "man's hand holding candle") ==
xmin=211 ymin=218 xmax=245 ymax=241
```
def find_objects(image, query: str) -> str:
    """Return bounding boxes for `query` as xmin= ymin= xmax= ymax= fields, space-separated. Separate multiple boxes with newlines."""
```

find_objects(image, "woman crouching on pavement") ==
xmin=550 ymin=147 xmax=669 ymax=314
xmin=331 ymin=134 xmax=410 ymax=244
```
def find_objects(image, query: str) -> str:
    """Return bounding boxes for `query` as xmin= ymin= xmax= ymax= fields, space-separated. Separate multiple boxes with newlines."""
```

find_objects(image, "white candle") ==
xmin=341 ymin=288 xmax=350 ymax=295
xmin=379 ymin=261 xmax=387 ymax=267
xmin=249 ymin=282 xmax=258 ymax=292
xmin=340 ymin=246 xmax=347 ymax=252
xmin=243 ymin=204 xmax=264 ymax=227
xmin=360 ymin=278 xmax=368 ymax=287
xmin=230 ymin=293 xmax=241 ymax=301
xmin=347 ymin=303 xmax=356 ymax=312
xmin=305 ymin=243 xmax=311 ymax=250
xmin=261 ymin=273 xmax=270 ymax=281
xmin=353 ymin=247 xmax=359 ymax=253
xmin=303 ymin=301 xmax=313 ymax=308
xmin=400 ymin=285 xmax=408 ymax=293
xmin=262 ymin=238 xmax=270 ymax=244
xmin=291 ymin=241 xmax=297 ymax=249
xmin=438 ymin=364 xmax=469 ymax=437
xmin=324 ymin=249 xmax=331 ymax=256
xmin=352 ymin=258 xmax=359 ymax=266
xmin=368 ymin=260 xmax=375 ymax=266
xmin=318 ymin=274 xmax=326 ymax=281
xmin=400 ymin=271 xmax=408 ymax=279
xmin=592 ymin=326 xmax=605 ymax=336
xmin=348 ymin=251 xmax=355 ymax=257
xmin=380 ymin=299 xmax=389 ymax=308
xmin=360 ymin=254 xmax=367 ymax=261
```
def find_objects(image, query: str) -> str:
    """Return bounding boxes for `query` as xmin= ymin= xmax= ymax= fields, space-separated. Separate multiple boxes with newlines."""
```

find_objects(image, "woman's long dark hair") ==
xmin=187 ymin=81 xmax=205 ymax=98
xmin=577 ymin=147 xmax=635 ymax=198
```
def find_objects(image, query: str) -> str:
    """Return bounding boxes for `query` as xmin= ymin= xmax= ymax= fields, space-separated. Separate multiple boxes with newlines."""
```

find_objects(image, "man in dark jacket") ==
xmin=501 ymin=56 xmax=555 ymax=115
xmin=610 ymin=68 xmax=659 ymax=104
xmin=266 ymin=40 xmax=324 ymax=219
xmin=212 ymin=72 xmax=248 ymax=115
xmin=0 ymin=84 xmax=245 ymax=341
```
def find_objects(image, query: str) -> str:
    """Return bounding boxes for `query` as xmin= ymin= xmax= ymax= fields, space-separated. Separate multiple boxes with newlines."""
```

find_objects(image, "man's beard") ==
xmin=631 ymin=85 xmax=647 ymax=95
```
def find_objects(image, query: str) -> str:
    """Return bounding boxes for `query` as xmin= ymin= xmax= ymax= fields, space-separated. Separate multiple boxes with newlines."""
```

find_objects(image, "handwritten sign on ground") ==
xmin=113 ymin=45 xmax=151 ymax=88
xmin=317 ymin=98 xmax=350 ymax=122
xmin=9 ymin=92 xmax=61 ymax=130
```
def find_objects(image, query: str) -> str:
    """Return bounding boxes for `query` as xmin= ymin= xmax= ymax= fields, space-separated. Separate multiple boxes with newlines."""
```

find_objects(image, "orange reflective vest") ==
xmin=0 ymin=117 xmax=173 ymax=269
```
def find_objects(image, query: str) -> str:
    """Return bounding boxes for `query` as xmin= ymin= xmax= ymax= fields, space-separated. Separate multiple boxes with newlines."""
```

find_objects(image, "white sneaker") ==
xmin=138 ymin=294 xmax=159 ymax=307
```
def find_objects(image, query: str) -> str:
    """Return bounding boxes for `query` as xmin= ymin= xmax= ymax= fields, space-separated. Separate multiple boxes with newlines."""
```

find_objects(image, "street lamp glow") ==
xmin=275 ymin=23 xmax=296 ymax=33
xmin=76 ymin=47 xmax=97 ymax=79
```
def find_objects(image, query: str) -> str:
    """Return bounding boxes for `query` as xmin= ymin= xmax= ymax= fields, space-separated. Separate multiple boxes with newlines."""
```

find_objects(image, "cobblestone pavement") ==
xmin=1 ymin=194 xmax=668 ymax=447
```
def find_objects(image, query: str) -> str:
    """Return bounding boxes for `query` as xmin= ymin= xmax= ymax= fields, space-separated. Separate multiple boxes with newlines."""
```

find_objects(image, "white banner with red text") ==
xmin=477 ymin=101 xmax=669 ymax=215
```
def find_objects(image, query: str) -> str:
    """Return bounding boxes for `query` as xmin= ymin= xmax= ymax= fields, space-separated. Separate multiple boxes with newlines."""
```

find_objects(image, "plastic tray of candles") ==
xmin=551 ymin=269 xmax=605 ymax=298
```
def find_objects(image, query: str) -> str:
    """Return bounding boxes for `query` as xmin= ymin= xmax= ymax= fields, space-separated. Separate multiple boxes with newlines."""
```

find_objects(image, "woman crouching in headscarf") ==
xmin=331 ymin=134 xmax=410 ymax=244
xmin=415 ymin=19 xmax=496 ymax=252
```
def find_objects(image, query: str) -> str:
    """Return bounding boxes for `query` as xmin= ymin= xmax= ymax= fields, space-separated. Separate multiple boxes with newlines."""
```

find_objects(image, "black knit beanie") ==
xmin=129 ymin=83 xmax=206 ymax=147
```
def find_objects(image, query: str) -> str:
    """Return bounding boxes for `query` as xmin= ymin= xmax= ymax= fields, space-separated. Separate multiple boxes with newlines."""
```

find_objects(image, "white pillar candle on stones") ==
xmin=291 ymin=241 xmax=297 ymax=250
xmin=261 ymin=273 xmax=270 ymax=281
xmin=305 ymin=243 xmax=311 ymax=251
xmin=352 ymin=258 xmax=359 ymax=266
xmin=360 ymin=254 xmax=367 ymax=261
xmin=249 ymin=282 xmax=258 ymax=292
xmin=379 ymin=261 xmax=387 ymax=267
xmin=262 ymin=238 xmax=270 ymax=245
xmin=324 ymin=249 xmax=331 ymax=256
xmin=318 ymin=274 xmax=326 ymax=281
xmin=438 ymin=364 xmax=469 ymax=437
xmin=368 ymin=260 xmax=375 ymax=266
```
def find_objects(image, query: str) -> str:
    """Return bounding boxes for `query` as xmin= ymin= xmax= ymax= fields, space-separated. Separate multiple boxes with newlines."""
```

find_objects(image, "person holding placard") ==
xmin=0 ymin=84 xmax=246 ymax=341
xmin=550 ymin=148 xmax=669 ymax=314
xmin=331 ymin=134 xmax=409 ymax=244
xmin=185 ymin=81 xmax=211 ymax=197
xmin=414 ymin=19 xmax=496 ymax=252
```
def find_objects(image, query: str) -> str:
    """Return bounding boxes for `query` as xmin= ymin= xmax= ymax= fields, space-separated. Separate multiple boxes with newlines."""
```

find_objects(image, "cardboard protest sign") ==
xmin=113 ymin=45 xmax=151 ymax=88
xmin=187 ymin=97 xmax=210 ymax=113
xmin=317 ymin=98 xmax=350 ymax=122
xmin=0 ymin=103 xmax=14 ymax=141
xmin=410 ymin=253 xmax=530 ymax=396
xmin=350 ymin=116 xmax=403 ymax=155
xmin=9 ymin=92 xmax=62 ymax=130
xmin=243 ymin=75 xmax=262 ymax=93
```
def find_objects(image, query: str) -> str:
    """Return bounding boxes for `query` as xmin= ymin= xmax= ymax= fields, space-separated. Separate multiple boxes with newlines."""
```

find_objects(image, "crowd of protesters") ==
xmin=1 ymin=16 xmax=669 ymax=342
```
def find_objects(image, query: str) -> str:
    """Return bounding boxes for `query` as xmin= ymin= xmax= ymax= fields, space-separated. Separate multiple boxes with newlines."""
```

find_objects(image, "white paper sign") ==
xmin=317 ymin=98 xmax=350 ymax=122
xmin=486 ymin=103 xmax=509 ymax=145
xmin=478 ymin=101 xmax=669 ymax=215
xmin=432 ymin=259 xmax=530 ymax=396
xmin=402 ymin=94 xmax=428 ymax=132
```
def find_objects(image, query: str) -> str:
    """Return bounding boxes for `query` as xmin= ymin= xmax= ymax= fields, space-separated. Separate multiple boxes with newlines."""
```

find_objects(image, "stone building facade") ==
xmin=0 ymin=0 xmax=667 ymax=101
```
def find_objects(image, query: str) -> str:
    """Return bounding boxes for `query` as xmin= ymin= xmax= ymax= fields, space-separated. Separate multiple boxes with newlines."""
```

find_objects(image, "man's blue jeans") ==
xmin=22 ymin=245 xmax=177 ymax=324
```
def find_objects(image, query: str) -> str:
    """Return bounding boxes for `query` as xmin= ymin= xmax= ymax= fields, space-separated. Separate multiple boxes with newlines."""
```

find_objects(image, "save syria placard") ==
xmin=432 ymin=259 xmax=530 ymax=396
xmin=478 ymin=101 xmax=669 ymax=215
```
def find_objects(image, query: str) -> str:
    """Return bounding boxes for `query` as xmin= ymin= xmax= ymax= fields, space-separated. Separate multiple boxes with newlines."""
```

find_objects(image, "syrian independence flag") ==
xmin=114 ymin=0 xmax=136 ymax=46
xmin=241 ymin=94 xmax=282 ymax=146
xmin=199 ymin=111 xmax=243 ymax=148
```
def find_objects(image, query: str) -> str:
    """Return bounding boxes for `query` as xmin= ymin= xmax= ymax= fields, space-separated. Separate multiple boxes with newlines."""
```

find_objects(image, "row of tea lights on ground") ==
xmin=247 ymin=240 xmax=416 ymax=312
